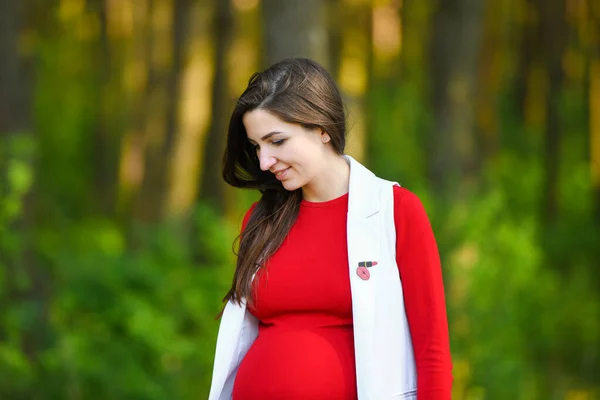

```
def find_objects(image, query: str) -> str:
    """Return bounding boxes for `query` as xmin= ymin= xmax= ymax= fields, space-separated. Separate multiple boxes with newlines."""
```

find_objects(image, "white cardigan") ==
xmin=208 ymin=155 xmax=417 ymax=400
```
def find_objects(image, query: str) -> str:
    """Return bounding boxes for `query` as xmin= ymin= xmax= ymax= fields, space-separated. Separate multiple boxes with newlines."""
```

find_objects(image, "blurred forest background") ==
xmin=1 ymin=0 xmax=599 ymax=398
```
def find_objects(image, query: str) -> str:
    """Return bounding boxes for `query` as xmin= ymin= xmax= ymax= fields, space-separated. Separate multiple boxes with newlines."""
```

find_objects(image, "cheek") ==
xmin=284 ymin=139 xmax=323 ymax=172
xmin=295 ymin=144 xmax=321 ymax=165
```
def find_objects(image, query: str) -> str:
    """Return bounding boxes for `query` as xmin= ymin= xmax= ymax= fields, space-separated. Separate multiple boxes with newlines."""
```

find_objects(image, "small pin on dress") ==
xmin=356 ymin=261 xmax=378 ymax=280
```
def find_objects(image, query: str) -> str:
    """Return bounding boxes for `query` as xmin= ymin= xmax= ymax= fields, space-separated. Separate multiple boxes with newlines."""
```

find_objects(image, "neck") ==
xmin=301 ymin=155 xmax=350 ymax=202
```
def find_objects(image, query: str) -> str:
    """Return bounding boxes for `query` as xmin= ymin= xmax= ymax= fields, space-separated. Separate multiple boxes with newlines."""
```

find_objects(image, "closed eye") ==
xmin=248 ymin=138 xmax=285 ymax=152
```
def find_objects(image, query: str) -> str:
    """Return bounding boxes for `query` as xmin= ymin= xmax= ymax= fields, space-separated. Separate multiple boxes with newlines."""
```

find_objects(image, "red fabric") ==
xmin=231 ymin=186 xmax=452 ymax=399
xmin=394 ymin=187 xmax=453 ymax=400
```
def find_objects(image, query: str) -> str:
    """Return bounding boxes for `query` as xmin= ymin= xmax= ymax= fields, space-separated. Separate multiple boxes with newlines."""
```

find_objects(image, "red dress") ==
xmin=231 ymin=187 xmax=452 ymax=400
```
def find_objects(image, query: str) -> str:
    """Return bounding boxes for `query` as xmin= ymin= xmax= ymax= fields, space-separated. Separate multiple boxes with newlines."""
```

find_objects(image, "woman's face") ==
xmin=243 ymin=109 xmax=332 ymax=192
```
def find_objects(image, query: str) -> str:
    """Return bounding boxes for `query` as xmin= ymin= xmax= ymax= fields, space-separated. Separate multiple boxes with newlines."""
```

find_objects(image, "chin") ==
xmin=282 ymin=177 xmax=308 ymax=191
xmin=282 ymin=181 xmax=300 ymax=191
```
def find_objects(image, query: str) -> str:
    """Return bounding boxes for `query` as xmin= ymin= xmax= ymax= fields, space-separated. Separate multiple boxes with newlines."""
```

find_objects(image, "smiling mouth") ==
xmin=273 ymin=167 xmax=290 ymax=180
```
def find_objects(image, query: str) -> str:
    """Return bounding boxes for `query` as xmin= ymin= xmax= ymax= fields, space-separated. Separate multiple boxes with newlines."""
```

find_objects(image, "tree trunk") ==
xmin=199 ymin=0 xmax=234 ymax=213
xmin=326 ymin=0 xmax=343 ymax=80
xmin=589 ymin=4 xmax=600 ymax=225
xmin=539 ymin=0 xmax=567 ymax=227
xmin=0 ymin=0 xmax=49 ymax=386
xmin=87 ymin=0 xmax=119 ymax=217
xmin=536 ymin=1 xmax=568 ymax=392
xmin=261 ymin=0 xmax=330 ymax=68
xmin=513 ymin=0 xmax=538 ymax=125
xmin=590 ymin=7 xmax=600 ymax=316
xmin=429 ymin=0 xmax=486 ymax=197
xmin=336 ymin=0 xmax=371 ymax=163
xmin=118 ymin=0 xmax=153 ymax=222
xmin=133 ymin=0 xmax=190 ymax=223
xmin=474 ymin=0 xmax=507 ymax=166
xmin=0 ymin=2 xmax=29 ymax=134
xmin=164 ymin=0 xmax=190 ymax=159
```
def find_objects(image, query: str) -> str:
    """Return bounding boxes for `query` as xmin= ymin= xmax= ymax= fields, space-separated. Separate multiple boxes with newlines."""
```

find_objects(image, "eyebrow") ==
xmin=248 ymin=131 xmax=283 ymax=143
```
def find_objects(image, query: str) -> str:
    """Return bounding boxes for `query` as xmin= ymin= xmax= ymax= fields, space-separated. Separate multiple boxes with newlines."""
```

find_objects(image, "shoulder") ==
xmin=393 ymin=185 xmax=422 ymax=207
xmin=392 ymin=185 xmax=431 ymax=223
xmin=370 ymin=176 xmax=429 ymax=218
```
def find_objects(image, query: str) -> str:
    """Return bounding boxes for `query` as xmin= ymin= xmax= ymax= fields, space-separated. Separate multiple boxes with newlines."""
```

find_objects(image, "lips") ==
xmin=272 ymin=167 xmax=290 ymax=181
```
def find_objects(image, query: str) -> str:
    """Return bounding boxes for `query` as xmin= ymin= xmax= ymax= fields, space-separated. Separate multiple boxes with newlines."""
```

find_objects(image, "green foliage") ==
xmin=1 ymin=201 xmax=237 ymax=399
xmin=442 ymin=151 xmax=600 ymax=399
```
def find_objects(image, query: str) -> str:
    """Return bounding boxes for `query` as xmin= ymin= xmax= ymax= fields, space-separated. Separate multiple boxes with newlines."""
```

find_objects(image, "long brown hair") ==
xmin=221 ymin=58 xmax=347 ymax=306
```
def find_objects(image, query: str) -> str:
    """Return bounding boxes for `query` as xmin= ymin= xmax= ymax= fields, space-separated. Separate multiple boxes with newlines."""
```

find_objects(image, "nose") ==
xmin=258 ymin=151 xmax=277 ymax=171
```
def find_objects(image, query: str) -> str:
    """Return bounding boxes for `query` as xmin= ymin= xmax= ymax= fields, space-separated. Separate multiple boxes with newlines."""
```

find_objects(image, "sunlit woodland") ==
xmin=1 ymin=0 xmax=599 ymax=398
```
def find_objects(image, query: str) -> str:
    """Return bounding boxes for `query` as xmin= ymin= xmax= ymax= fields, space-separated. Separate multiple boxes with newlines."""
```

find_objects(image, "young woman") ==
xmin=208 ymin=58 xmax=452 ymax=400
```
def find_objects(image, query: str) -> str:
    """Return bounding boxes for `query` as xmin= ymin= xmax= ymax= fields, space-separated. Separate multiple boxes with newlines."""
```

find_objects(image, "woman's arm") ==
xmin=394 ymin=186 xmax=453 ymax=400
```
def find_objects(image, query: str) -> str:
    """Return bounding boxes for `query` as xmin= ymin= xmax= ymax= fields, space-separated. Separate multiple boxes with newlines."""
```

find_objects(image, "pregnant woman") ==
xmin=208 ymin=57 xmax=453 ymax=400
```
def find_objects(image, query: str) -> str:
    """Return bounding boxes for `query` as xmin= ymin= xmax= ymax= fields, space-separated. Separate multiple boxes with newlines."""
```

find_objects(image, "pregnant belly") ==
xmin=232 ymin=327 xmax=357 ymax=400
